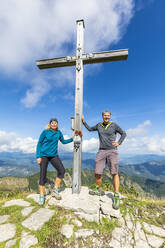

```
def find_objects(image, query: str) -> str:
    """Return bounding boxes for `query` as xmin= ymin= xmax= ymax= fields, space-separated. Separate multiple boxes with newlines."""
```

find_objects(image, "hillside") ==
xmin=0 ymin=169 xmax=165 ymax=199
xmin=28 ymin=169 xmax=165 ymax=199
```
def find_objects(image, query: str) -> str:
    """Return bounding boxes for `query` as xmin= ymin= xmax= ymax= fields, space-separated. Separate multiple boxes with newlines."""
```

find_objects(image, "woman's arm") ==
xmin=36 ymin=130 xmax=46 ymax=158
xmin=59 ymin=131 xmax=73 ymax=144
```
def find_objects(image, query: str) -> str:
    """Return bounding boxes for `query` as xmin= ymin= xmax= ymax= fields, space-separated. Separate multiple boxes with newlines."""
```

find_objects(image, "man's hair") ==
xmin=102 ymin=110 xmax=111 ymax=117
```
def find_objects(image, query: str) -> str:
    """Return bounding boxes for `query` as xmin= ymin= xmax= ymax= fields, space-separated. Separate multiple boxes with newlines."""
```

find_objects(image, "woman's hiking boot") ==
xmin=89 ymin=186 xmax=101 ymax=196
xmin=39 ymin=195 xmax=45 ymax=206
xmin=51 ymin=188 xmax=62 ymax=200
xmin=112 ymin=193 xmax=120 ymax=210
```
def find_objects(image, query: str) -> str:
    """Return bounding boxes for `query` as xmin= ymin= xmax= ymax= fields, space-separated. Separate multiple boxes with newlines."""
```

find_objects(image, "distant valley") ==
xmin=0 ymin=152 xmax=165 ymax=184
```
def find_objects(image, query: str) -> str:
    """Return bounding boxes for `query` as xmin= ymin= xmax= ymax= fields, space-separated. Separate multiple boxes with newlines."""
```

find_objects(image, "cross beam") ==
xmin=37 ymin=49 xmax=128 ymax=69
xmin=36 ymin=19 xmax=128 ymax=194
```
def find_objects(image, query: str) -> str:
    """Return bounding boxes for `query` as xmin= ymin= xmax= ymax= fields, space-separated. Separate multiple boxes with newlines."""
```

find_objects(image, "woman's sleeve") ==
xmin=36 ymin=130 xmax=46 ymax=158
xmin=59 ymin=131 xmax=73 ymax=144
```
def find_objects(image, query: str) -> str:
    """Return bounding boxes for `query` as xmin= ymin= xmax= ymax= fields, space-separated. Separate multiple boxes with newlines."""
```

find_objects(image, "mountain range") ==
xmin=0 ymin=152 xmax=165 ymax=185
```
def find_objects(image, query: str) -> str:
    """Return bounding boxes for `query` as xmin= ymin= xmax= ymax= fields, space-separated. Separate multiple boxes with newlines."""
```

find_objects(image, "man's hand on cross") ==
xmin=81 ymin=115 xmax=85 ymax=123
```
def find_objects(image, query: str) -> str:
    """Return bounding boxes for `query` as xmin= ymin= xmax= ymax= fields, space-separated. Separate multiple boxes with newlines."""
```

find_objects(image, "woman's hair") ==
xmin=45 ymin=124 xmax=51 ymax=130
xmin=45 ymin=123 xmax=58 ymax=130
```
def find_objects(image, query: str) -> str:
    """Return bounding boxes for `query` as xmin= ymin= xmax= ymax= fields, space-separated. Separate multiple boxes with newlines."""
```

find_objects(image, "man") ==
xmin=82 ymin=110 xmax=126 ymax=210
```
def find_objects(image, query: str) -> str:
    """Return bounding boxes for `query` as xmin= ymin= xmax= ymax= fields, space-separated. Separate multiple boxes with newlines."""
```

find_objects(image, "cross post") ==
xmin=36 ymin=19 xmax=128 ymax=194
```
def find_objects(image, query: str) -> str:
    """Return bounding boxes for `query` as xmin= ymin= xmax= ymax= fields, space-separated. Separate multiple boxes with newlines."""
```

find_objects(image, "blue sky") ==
xmin=0 ymin=0 xmax=165 ymax=155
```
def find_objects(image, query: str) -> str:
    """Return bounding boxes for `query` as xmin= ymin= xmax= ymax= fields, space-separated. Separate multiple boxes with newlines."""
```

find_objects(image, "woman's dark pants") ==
xmin=39 ymin=156 xmax=65 ymax=186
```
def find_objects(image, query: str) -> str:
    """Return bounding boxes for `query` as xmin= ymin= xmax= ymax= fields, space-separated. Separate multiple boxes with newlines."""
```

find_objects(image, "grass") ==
xmin=0 ymin=189 xmax=165 ymax=247
xmin=120 ymin=195 xmax=165 ymax=227
xmin=0 ymin=190 xmax=120 ymax=248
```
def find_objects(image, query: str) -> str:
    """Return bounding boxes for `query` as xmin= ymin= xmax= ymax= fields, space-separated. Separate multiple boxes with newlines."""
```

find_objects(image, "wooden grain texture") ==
xmin=36 ymin=49 xmax=128 ymax=69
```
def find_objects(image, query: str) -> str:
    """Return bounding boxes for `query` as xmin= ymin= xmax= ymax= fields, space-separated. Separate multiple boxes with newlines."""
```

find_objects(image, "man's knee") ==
xmin=112 ymin=173 xmax=119 ymax=177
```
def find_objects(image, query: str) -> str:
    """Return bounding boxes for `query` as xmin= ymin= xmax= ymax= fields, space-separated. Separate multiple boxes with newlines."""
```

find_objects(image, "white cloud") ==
xmin=0 ymin=120 xmax=165 ymax=155
xmin=82 ymin=138 xmax=99 ymax=153
xmin=119 ymin=121 xmax=165 ymax=154
xmin=0 ymin=130 xmax=37 ymax=153
xmin=127 ymin=120 xmax=151 ymax=137
xmin=21 ymin=75 xmax=50 ymax=108
xmin=0 ymin=0 xmax=134 ymax=107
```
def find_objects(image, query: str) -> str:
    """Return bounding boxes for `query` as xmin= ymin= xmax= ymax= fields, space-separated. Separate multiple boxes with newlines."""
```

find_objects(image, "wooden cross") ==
xmin=36 ymin=19 xmax=128 ymax=194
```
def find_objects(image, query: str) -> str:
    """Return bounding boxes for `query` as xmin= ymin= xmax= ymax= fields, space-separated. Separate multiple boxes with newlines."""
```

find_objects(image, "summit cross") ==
xmin=36 ymin=19 xmax=128 ymax=194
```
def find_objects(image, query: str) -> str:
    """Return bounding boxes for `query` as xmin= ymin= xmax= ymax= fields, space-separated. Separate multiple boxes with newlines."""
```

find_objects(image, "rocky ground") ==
xmin=0 ymin=186 xmax=165 ymax=248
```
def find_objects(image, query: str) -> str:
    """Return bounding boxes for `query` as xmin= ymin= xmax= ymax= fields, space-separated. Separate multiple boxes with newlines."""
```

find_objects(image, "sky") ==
xmin=0 ymin=0 xmax=165 ymax=155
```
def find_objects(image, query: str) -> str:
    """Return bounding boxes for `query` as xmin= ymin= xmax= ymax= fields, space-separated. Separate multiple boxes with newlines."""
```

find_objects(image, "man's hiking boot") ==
xmin=112 ymin=193 xmax=120 ymax=210
xmin=51 ymin=188 xmax=62 ymax=200
xmin=39 ymin=195 xmax=45 ymax=206
xmin=89 ymin=186 xmax=101 ymax=196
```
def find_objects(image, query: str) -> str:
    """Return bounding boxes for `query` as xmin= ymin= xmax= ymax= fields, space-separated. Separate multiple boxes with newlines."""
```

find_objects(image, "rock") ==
xmin=75 ymin=212 xmax=99 ymax=222
xmin=47 ymin=186 xmax=123 ymax=223
xmin=134 ymin=222 xmax=149 ymax=248
xmin=5 ymin=239 xmax=17 ymax=248
xmin=22 ymin=208 xmax=55 ymax=231
xmin=0 ymin=215 xmax=10 ymax=224
xmin=27 ymin=193 xmax=51 ymax=203
xmin=91 ymin=237 xmax=102 ymax=247
xmin=0 ymin=224 xmax=16 ymax=242
xmin=109 ymin=226 xmax=134 ymax=248
xmin=19 ymin=231 xmax=38 ymax=248
xmin=118 ymin=216 xmax=125 ymax=227
xmin=63 ymin=172 xmax=72 ymax=187
xmin=3 ymin=199 xmax=30 ymax=207
xmin=150 ymin=224 xmax=165 ymax=237
xmin=143 ymin=222 xmax=165 ymax=237
xmin=26 ymin=193 xmax=39 ymax=203
xmin=146 ymin=234 xmax=164 ymax=248
xmin=100 ymin=193 xmax=113 ymax=203
xmin=100 ymin=202 xmax=121 ymax=218
xmin=73 ymin=219 xmax=82 ymax=227
xmin=75 ymin=228 xmax=94 ymax=238
xmin=125 ymin=213 xmax=134 ymax=231
xmin=61 ymin=224 xmax=74 ymax=238
xmin=134 ymin=240 xmax=150 ymax=248
xmin=109 ymin=238 xmax=121 ymax=248
xmin=21 ymin=206 xmax=35 ymax=217
xmin=143 ymin=222 xmax=153 ymax=233
xmin=48 ymin=187 xmax=100 ymax=215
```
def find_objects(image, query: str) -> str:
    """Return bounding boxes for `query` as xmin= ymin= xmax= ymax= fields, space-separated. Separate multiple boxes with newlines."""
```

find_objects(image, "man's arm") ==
xmin=115 ymin=124 xmax=126 ymax=145
xmin=81 ymin=116 xmax=98 ymax=131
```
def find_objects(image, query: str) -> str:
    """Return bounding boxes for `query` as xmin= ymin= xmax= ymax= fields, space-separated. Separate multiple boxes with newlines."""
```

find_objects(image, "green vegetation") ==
xmin=0 ymin=168 xmax=165 ymax=199
xmin=0 ymin=191 xmax=120 ymax=248
xmin=27 ymin=169 xmax=165 ymax=199
xmin=0 ymin=183 xmax=165 ymax=247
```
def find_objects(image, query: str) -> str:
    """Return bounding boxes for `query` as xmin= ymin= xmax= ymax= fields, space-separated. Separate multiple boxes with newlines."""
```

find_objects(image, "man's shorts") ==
xmin=95 ymin=149 xmax=118 ymax=175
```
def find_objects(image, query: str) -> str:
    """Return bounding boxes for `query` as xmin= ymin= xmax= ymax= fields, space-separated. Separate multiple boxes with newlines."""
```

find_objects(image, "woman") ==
xmin=36 ymin=118 xmax=74 ymax=206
